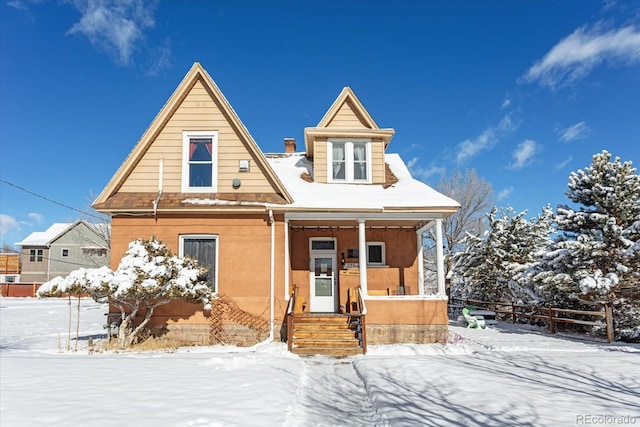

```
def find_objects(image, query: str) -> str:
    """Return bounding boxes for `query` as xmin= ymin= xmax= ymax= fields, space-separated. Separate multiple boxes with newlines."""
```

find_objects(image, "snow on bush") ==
xmin=578 ymin=270 xmax=619 ymax=295
xmin=38 ymin=237 xmax=212 ymax=348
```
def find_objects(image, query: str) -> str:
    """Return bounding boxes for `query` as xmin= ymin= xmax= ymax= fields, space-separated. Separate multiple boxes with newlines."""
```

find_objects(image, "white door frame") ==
xmin=309 ymin=238 xmax=338 ymax=312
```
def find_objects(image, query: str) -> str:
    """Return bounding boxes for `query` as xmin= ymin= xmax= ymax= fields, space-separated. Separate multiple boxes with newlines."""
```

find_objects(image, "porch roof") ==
xmin=265 ymin=153 xmax=460 ymax=214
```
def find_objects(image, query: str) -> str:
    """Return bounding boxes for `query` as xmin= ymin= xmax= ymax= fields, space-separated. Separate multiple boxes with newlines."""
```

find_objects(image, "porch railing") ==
xmin=347 ymin=287 xmax=367 ymax=353
xmin=286 ymin=285 xmax=298 ymax=352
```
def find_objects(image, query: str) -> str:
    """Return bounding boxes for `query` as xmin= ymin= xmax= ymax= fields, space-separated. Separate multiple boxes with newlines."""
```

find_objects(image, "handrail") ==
xmin=356 ymin=287 xmax=367 ymax=353
xmin=286 ymin=285 xmax=298 ymax=352
xmin=357 ymin=286 xmax=367 ymax=315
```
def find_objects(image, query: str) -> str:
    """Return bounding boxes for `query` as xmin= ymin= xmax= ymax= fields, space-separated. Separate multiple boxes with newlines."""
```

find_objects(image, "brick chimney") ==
xmin=284 ymin=138 xmax=296 ymax=154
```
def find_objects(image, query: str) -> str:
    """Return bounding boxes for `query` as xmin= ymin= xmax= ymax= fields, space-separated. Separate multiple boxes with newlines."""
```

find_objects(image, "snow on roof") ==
xmin=15 ymin=221 xmax=109 ymax=247
xmin=16 ymin=223 xmax=72 ymax=246
xmin=265 ymin=153 xmax=460 ymax=211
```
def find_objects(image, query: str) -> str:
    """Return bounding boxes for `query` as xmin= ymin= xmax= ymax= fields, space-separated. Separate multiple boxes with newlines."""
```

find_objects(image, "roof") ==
xmin=304 ymin=87 xmax=395 ymax=158
xmin=15 ymin=220 xmax=109 ymax=247
xmin=92 ymin=62 xmax=293 ymax=208
xmin=265 ymin=153 xmax=460 ymax=212
xmin=16 ymin=223 xmax=72 ymax=246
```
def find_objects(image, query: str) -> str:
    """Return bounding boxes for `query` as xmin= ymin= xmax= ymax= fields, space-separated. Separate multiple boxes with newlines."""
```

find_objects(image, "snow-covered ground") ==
xmin=1 ymin=298 xmax=639 ymax=427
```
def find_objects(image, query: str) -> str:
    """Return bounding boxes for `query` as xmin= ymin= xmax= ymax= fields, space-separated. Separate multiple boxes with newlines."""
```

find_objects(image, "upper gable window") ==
xmin=328 ymin=139 xmax=371 ymax=183
xmin=182 ymin=131 xmax=218 ymax=192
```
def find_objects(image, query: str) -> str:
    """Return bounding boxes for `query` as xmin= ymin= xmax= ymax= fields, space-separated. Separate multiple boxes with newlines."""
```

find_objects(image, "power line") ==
xmin=0 ymin=178 xmax=109 ymax=221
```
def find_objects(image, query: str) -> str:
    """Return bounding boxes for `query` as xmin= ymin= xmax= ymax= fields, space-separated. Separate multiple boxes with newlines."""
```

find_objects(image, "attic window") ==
xmin=327 ymin=139 xmax=371 ymax=183
xmin=182 ymin=131 xmax=218 ymax=192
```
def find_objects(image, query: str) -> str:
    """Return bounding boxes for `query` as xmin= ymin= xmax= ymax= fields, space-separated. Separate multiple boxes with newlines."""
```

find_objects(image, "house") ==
xmin=92 ymin=62 xmax=459 ymax=354
xmin=15 ymin=220 xmax=110 ymax=284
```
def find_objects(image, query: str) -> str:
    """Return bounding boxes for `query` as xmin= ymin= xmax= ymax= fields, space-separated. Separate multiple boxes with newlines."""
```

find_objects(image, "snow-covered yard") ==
xmin=1 ymin=298 xmax=639 ymax=426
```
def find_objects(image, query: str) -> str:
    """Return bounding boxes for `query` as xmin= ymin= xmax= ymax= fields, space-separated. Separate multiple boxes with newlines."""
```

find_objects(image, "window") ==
xmin=180 ymin=235 xmax=218 ymax=291
xmin=366 ymin=242 xmax=386 ymax=266
xmin=29 ymin=249 xmax=43 ymax=262
xmin=62 ymin=249 xmax=69 ymax=257
xmin=311 ymin=240 xmax=335 ymax=251
xmin=328 ymin=139 xmax=371 ymax=183
xmin=182 ymin=131 xmax=218 ymax=192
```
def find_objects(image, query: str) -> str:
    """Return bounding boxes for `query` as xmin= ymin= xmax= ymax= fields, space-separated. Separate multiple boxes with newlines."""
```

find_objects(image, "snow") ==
xmin=2 ymin=298 xmax=639 ymax=426
xmin=265 ymin=153 xmax=460 ymax=210
xmin=14 ymin=222 xmax=71 ymax=246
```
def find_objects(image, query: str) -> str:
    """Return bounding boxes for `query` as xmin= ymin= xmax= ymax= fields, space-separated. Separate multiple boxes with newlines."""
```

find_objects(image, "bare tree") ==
xmin=423 ymin=169 xmax=494 ymax=295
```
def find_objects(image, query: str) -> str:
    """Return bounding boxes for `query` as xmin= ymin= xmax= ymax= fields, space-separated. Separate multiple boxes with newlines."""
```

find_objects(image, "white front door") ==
xmin=309 ymin=254 xmax=337 ymax=312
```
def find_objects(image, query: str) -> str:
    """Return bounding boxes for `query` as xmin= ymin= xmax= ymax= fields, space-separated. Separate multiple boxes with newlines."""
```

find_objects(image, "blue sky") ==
xmin=1 ymin=0 xmax=639 ymax=249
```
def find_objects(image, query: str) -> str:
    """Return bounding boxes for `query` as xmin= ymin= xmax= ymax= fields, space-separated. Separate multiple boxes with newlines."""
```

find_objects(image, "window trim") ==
xmin=179 ymin=234 xmax=219 ymax=293
xmin=366 ymin=241 xmax=386 ymax=266
xmin=181 ymin=131 xmax=218 ymax=193
xmin=327 ymin=138 xmax=372 ymax=184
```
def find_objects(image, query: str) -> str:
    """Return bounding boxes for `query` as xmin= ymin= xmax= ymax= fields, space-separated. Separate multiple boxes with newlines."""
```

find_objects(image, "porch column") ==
xmin=435 ymin=218 xmax=445 ymax=296
xmin=284 ymin=218 xmax=290 ymax=299
xmin=417 ymin=228 xmax=424 ymax=295
xmin=358 ymin=219 xmax=368 ymax=294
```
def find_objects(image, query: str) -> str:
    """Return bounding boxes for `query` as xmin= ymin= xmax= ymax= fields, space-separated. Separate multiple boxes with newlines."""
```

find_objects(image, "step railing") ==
xmin=286 ymin=285 xmax=298 ymax=352
xmin=347 ymin=287 xmax=367 ymax=353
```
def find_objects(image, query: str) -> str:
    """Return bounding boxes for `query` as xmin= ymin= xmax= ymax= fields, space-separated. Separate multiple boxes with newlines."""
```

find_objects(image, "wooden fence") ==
xmin=1 ymin=283 xmax=42 ymax=298
xmin=451 ymin=298 xmax=615 ymax=343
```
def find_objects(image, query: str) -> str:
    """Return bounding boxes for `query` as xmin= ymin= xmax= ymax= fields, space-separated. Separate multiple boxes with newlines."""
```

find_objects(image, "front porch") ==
xmin=282 ymin=213 xmax=449 ymax=355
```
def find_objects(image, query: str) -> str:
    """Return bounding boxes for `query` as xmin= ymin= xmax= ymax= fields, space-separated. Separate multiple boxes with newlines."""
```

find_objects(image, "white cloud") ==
xmin=0 ymin=214 xmax=19 ymax=238
xmin=501 ymin=98 xmax=511 ymax=109
xmin=556 ymin=155 xmax=573 ymax=170
xmin=497 ymin=187 xmax=514 ymax=201
xmin=559 ymin=121 xmax=590 ymax=142
xmin=28 ymin=213 xmax=45 ymax=224
xmin=407 ymin=158 xmax=445 ymax=181
xmin=522 ymin=23 xmax=640 ymax=88
xmin=456 ymin=113 xmax=519 ymax=164
xmin=67 ymin=0 xmax=158 ymax=65
xmin=509 ymin=139 xmax=539 ymax=170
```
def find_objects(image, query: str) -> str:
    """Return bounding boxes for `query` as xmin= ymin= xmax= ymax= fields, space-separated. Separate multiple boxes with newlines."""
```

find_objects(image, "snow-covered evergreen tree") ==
xmin=38 ymin=237 xmax=212 ymax=348
xmin=531 ymin=150 xmax=640 ymax=341
xmin=452 ymin=206 xmax=552 ymax=303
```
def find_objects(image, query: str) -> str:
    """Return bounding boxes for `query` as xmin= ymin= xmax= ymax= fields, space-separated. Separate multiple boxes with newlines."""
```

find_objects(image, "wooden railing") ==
xmin=347 ymin=287 xmax=367 ymax=353
xmin=286 ymin=285 xmax=298 ymax=352
xmin=451 ymin=298 xmax=615 ymax=343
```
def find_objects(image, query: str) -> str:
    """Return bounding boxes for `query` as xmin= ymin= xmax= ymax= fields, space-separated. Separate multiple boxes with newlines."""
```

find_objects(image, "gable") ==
xmin=304 ymin=87 xmax=394 ymax=184
xmin=324 ymin=100 xmax=374 ymax=129
xmin=93 ymin=63 xmax=292 ymax=213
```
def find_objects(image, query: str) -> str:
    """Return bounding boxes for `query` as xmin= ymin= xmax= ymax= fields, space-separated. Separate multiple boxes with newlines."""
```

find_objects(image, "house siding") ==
xmin=48 ymin=223 xmax=110 ymax=279
xmin=120 ymin=79 xmax=277 ymax=195
xmin=110 ymin=214 xmax=288 ymax=329
xmin=325 ymin=101 xmax=371 ymax=129
xmin=19 ymin=247 xmax=50 ymax=283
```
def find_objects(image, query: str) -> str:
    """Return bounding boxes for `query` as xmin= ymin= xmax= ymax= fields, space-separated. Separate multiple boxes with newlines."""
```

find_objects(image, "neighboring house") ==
xmin=92 ymin=62 xmax=459 ymax=353
xmin=15 ymin=220 xmax=110 ymax=283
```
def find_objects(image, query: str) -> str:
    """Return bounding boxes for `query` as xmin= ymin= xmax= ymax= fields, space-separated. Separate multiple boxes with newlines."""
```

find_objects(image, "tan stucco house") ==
xmin=92 ymin=62 xmax=459 ymax=355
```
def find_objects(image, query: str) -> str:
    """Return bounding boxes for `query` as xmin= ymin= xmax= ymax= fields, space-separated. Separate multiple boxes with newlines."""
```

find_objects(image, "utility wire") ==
xmin=0 ymin=178 xmax=109 ymax=221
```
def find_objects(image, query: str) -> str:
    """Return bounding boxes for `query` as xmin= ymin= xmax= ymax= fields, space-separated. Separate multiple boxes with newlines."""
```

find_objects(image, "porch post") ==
xmin=417 ymin=228 xmax=424 ymax=295
xmin=284 ymin=218 xmax=290 ymax=299
xmin=358 ymin=219 xmax=368 ymax=294
xmin=435 ymin=218 xmax=445 ymax=296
